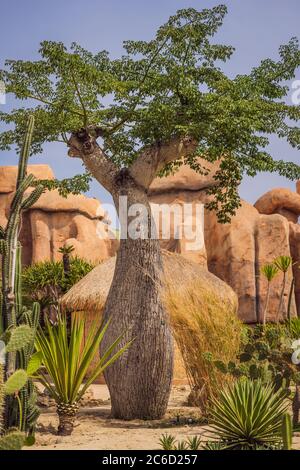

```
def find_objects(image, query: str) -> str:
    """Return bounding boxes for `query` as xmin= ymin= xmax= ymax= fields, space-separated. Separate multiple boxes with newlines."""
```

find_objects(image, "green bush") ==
xmin=22 ymin=257 xmax=94 ymax=307
xmin=209 ymin=378 xmax=288 ymax=450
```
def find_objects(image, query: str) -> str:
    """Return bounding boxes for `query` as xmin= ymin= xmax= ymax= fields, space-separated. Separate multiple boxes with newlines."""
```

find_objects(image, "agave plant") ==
xmin=209 ymin=378 xmax=288 ymax=450
xmin=34 ymin=313 xmax=131 ymax=435
xmin=273 ymin=256 xmax=293 ymax=321
xmin=260 ymin=264 xmax=279 ymax=326
xmin=159 ymin=433 xmax=201 ymax=450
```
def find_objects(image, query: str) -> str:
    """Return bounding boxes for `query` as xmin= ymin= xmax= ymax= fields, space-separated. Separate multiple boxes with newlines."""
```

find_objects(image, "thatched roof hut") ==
xmin=61 ymin=251 xmax=239 ymax=387
xmin=61 ymin=250 xmax=237 ymax=313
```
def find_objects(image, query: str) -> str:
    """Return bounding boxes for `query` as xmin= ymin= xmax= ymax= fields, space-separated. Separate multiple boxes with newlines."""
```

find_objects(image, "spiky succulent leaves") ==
xmin=22 ymin=257 xmax=94 ymax=305
xmin=159 ymin=433 xmax=176 ymax=450
xmin=209 ymin=378 xmax=288 ymax=450
xmin=5 ymin=325 xmax=34 ymax=353
xmin=274 ymin=256 xmax=293 ymax=273
xmin=1 ymin=6 xmax=300 ymax=222
xmin=26 ymin=352 xmax=42 ymax=377
xmin=261 ymin=264 xmax=279 ymax=282
xmin=0 ymin=431 xmax=25 ymax=450
xmin=4 ymin=370 xmax=28 ymax=395
xmin=35 ymin=314 xmax=131 ymax=405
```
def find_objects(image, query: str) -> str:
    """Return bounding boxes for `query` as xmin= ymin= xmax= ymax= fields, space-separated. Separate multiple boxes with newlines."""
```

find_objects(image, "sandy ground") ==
xmin=30 ymin=385 xmax=209 ymax=450
xmin=29 ymin=384 xmax=300 ymax=450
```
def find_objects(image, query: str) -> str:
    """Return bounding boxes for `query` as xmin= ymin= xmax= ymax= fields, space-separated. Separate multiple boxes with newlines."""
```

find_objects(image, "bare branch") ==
xmin=68 ymin=128 xmax=119 ymax=193
xmin=129 ymin=136 xmax=197 ymax=189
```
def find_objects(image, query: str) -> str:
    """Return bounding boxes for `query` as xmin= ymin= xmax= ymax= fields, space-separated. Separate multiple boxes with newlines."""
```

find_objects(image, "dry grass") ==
xmin=164 ymin=281 xmax=242 ymax=411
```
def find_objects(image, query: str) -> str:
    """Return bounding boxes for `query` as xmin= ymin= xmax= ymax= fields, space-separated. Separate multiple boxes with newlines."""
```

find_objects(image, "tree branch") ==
xmin=129 ymin=136 xmax=197 ymax=189
xmin=67 ymin=128 xmax=119 ymax=193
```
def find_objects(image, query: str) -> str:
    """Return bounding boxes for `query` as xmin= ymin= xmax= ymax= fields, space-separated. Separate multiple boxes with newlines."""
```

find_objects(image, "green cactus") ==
xmin=0 ymin=364 xmax=4 ymax=434
xmin=0 ymin=431 xmax=25 ymax=450
xmin=5 ymin=325 xmax=34 ymax=353
xmin=0 ymin=115 xmax=42 ymax=434
xmin=4 ymin=370 xmax=28 ymax=396
xmin=281 ymin=413 xmax=293 ymax=450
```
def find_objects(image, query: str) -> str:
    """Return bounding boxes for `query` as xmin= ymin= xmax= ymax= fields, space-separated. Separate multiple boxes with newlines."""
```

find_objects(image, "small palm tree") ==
xmin=35 ymin=313 xmax=131 ymax=435
xmin=58 ymin=245 xmax=75 ymax=276
xmin=273 ymin=256 xmax=292 ymax=321
xmin=260 ymin=264 xmax=279 ymax=326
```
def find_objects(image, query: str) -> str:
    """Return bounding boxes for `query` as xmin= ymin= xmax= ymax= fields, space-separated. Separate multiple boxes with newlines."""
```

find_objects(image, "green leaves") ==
xmin=1 ymin=6 xmax=300 ymax=221
xmin=22 ymin=256 xmax=94 ymax=305
xmin=209 ymin=379 xmax=288 ymax=449
xmin=34 ymin=314 xmax=131 ymax=405
xmin=26 ymin=351 xmax=43 ymax=376
xmin=261 ymin=264 xmax=279 ymax=282
xmin=159 ymin=433 xmax=201 ymax=451
xmin=274 ymin=256 xmax=293 ymax=273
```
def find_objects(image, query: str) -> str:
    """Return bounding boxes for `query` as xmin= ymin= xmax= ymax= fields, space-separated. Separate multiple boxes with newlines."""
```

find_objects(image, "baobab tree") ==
xmin=1 ymin=5 xmax=300 ymax=419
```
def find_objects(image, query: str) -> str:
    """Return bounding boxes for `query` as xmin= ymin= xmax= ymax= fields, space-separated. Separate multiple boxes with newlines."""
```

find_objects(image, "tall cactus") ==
xmin=282 ymin=413 xmax=293 ymax=450
xmin=0 ymin=115 xmax=43 ymax=433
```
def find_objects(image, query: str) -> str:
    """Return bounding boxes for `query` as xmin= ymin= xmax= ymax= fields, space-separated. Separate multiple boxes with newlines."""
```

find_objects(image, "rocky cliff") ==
xmin=1 ymin=162 xmax=299 ymax=323
xmin=0 ymin=165 xmax=118 ymax=265
xmin=149 ymin=161 xmax=298 ymax=323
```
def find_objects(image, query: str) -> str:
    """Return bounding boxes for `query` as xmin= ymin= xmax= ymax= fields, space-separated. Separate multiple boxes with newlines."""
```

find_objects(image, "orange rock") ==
xmin=0 ymin=164 xmax=118 ymax=265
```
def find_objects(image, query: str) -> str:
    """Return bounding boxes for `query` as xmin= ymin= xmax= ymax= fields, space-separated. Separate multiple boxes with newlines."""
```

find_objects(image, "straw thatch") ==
xmin=60 ymin=250 xmax=237 ymax=314
xmin=61 ymin=250 xmax=240 ymax=391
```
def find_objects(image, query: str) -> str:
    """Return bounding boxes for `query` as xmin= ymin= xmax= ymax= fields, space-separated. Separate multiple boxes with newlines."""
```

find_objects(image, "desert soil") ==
xmin=29 ymin=384 xmax=300 ymax=450
xmin=29 ymin=384 xmax=210 ymax=450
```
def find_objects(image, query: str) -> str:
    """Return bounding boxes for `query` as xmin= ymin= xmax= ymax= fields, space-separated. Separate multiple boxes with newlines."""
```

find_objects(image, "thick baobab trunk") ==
xmin=68 ymin=129 xmax=195 ymax=421
xmin=101 ymin=181 xmax=174 ymax=420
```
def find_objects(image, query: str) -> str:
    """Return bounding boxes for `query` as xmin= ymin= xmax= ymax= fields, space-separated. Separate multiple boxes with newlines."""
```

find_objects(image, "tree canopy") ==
xmin=1 ymin=4 xmax=300 ymax=221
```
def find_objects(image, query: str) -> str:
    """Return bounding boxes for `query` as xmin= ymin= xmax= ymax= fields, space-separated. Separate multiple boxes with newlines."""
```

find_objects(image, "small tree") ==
xmin=1 ymin=5 xmax=300 ymax=419
xmin=274 ymin=256 xmax=293 ymax=321
xmin=261 ymin=264 xmax=279 ymax=326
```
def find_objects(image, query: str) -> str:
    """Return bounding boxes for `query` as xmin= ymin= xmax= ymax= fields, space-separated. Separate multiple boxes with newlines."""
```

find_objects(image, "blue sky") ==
xmin=0 ymin=0 xmax=300 ymax=215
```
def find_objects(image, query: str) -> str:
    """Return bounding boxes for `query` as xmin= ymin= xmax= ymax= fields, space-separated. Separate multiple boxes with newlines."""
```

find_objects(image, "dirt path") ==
xmin=31 ymin=385 xmax=208 ymax=450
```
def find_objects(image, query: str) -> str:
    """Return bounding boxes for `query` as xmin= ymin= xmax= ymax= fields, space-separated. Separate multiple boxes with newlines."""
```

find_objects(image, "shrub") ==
xmin=215 ymin=324 xmax=299 ymax=393
xmin=164 ymin=281 xmax=241 ymax=410
xmin=209 ymin=378 xmax=288 ymax=450
xmin=22 ymin=257 xmax=94 ymax=316
xmin=286 ymin=318 xmax=300 ymax=339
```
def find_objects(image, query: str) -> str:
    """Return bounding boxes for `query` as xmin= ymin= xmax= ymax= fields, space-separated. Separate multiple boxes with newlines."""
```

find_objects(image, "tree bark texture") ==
xmin=67 ymin=130 xmax=196 ymax=420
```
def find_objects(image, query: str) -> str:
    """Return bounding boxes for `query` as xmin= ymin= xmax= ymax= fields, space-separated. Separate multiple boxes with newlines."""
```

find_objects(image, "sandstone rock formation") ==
xmin=2 ymin=162 xmax=299 ymax=324
xmin=149 ymin=159 xmax=219 ymax=267
xmin=150 ymin=162 xmax=298 ymax=323
xmin=255 ymin=187 xmax=300 ymax=318
xmin=0 ymin=165 xmax=118 ymax=265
